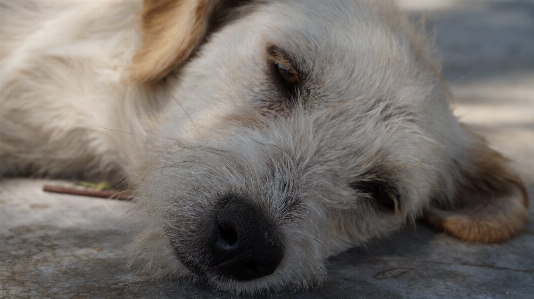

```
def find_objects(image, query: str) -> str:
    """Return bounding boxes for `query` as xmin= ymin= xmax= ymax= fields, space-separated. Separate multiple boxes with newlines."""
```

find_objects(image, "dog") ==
xmin=0 ymin=0 xmax=529 ymax=295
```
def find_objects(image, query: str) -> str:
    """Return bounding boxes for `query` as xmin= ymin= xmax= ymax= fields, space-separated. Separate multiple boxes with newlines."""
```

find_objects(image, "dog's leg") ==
xmin=0 ymin=0 xmax=143 ymax=182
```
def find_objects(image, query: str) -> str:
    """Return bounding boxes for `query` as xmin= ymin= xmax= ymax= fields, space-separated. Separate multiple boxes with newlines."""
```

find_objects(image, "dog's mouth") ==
xmin=168 ymin=196 xmax=285 ymax=282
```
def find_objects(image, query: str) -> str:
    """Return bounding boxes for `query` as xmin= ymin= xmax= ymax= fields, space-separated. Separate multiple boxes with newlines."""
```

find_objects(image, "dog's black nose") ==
xmin=209 ymin=197 xmax=284 ymax=281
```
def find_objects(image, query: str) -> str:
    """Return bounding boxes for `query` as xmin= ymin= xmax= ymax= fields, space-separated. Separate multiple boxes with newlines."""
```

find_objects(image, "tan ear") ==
xmin=130 ymin=0 xmax=222 ymax=83
xmin=423 ymin=138 xmax=529 ymax=243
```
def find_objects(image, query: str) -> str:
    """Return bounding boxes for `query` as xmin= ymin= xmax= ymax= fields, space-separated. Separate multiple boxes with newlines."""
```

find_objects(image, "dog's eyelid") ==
xmin=274 ymin=61 xmax=299 ymax=85
xmin=266 ymin=45 xmax=300 ymax=88
xmin=350 ymin=180 xmax=400 ymax=212
xmin=266 ymin=45 xmax=294 ymax=62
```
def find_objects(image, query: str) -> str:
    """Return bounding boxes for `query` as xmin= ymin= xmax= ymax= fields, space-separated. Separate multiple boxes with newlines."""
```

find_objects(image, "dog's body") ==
xmin=0 ymin=0 xmax=529 ymax=295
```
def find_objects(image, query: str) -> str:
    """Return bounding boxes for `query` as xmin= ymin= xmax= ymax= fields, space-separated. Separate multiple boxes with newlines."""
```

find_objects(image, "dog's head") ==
xmin=128 ymin=0 xmax=529 ymax=294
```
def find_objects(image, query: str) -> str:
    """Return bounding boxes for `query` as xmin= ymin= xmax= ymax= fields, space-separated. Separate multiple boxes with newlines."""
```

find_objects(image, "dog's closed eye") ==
xmin=351 ymin=181 xmax=398 ymax=212
xmin=267 ymin=46 xmax=300 ymax=96
xmin=273 ymin=61 xmax=299 ymax=86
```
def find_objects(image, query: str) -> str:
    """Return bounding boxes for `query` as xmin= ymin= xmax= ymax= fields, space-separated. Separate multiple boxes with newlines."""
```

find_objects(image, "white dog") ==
xmin=0 ymin=0 xmax=529 ymax=295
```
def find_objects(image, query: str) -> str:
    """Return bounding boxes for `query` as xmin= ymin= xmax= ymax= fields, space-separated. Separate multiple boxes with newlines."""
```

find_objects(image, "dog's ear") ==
xmin=423 ymin=136 xmax=529 ymax=243
xmin=130 ymin=0 xmax=238 ymax=83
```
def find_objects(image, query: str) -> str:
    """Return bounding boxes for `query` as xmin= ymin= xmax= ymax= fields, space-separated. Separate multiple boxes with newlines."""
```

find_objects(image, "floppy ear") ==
xmin=130 ymin=0 xmax=223 ymax=83
xmin=423 ymin=137 xmax=529 ymax=243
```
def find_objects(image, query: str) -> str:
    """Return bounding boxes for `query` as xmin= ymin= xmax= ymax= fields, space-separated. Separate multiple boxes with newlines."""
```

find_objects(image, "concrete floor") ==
xmin=1 ymin=1 xmax=533 ymax=298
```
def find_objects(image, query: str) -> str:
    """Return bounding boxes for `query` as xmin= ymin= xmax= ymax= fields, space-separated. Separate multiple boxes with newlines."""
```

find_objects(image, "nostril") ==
xmin=218 ymin=224 xmax=237 ymax=247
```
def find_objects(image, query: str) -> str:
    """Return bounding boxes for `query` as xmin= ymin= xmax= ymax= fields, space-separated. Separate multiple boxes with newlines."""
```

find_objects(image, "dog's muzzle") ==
xmin=207 ymin=196 xmax=284 ymax=281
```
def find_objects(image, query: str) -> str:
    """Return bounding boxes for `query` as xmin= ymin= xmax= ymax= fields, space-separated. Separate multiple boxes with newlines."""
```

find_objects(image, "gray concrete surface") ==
xmin=1 ymin=1 xmax=534 ymax=298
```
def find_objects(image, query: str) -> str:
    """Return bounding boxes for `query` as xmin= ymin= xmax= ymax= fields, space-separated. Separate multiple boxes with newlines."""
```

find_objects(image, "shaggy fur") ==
xmin=0 ymin=0 xmax=529 ymax=295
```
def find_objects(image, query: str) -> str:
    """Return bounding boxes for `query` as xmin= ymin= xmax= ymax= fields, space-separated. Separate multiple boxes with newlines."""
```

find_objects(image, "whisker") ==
xmin=162 ymin=84 xmax=200 ymax=135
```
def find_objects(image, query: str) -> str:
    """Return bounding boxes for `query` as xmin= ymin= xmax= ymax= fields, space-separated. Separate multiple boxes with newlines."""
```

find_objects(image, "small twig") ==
xmin=43 ymin=184 xmax=132 ymax=201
